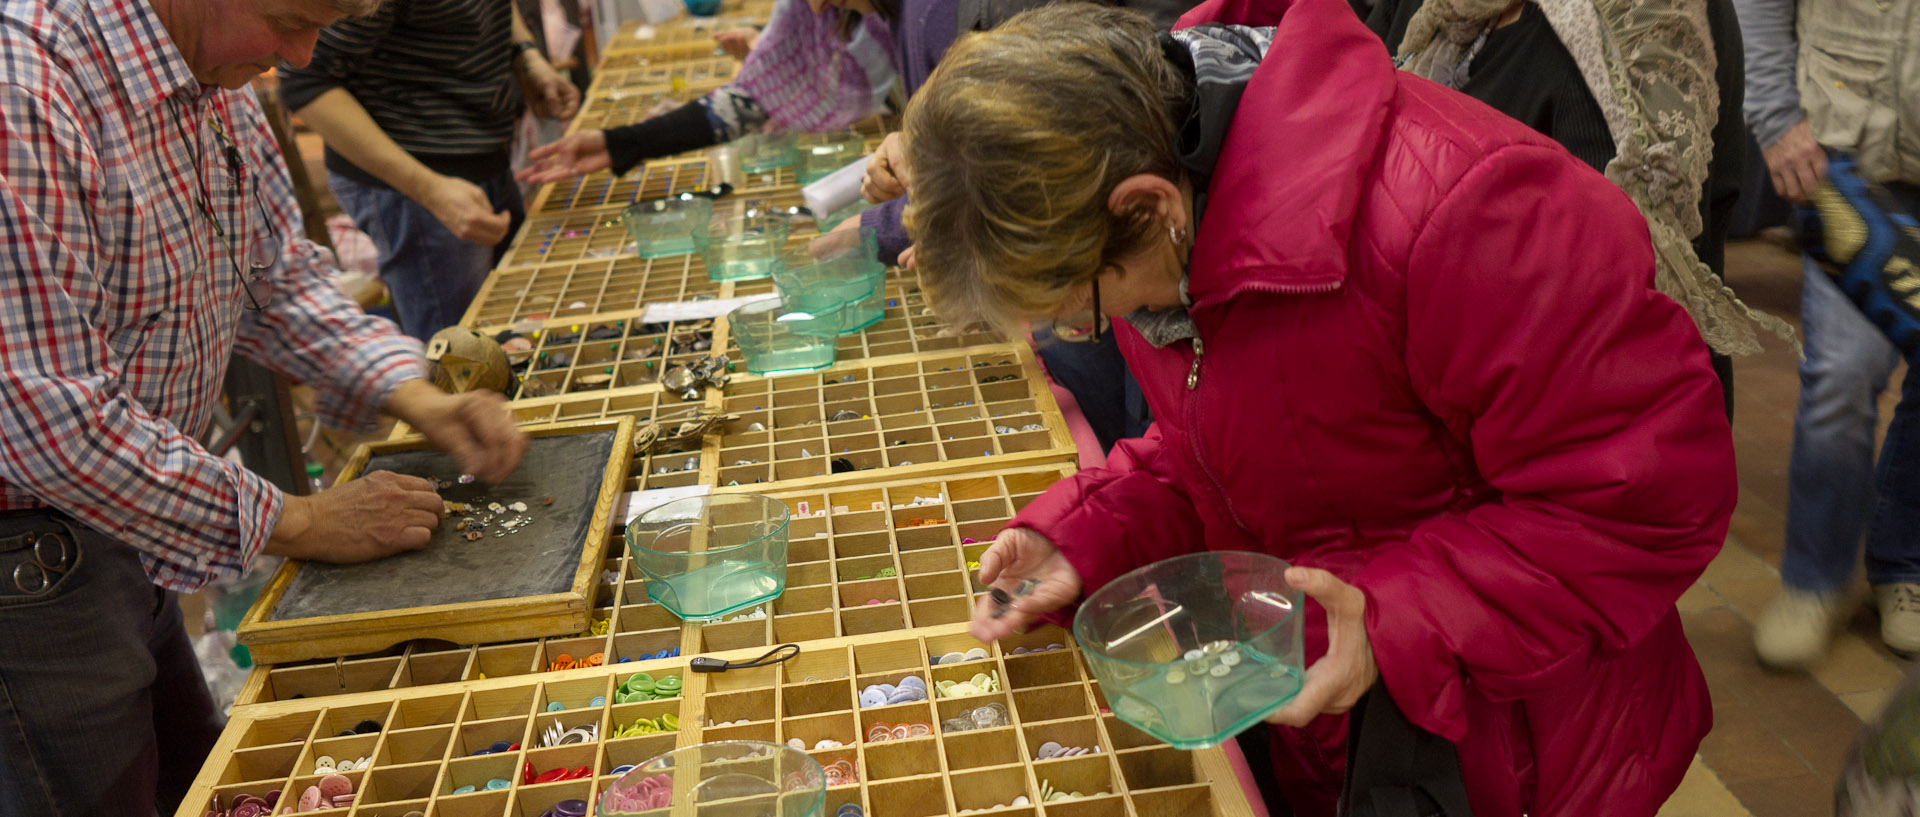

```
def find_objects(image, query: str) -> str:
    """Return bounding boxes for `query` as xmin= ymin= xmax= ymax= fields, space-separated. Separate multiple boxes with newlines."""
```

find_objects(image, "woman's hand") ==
xmin=517 ymin=131 xmax=611 ymax=184
xmin=862 ymin=132 xmax=910 ymax=203
xmin=970 ymin=527 xmax=1084 ymax=643
xmin=714 ymin=27 xmax=759 ymax=59
xmin=1265 ymin=567 xmax=1379 ymax=727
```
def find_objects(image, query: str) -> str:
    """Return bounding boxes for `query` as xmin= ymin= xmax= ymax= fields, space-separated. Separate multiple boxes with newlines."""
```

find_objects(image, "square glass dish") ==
xmin=626 ymin=494 xmax=791 ymax=622
xmin=735 ymin=131 xmax=798 ymax=173
xmin=728 ymin=298 xmax=843 ymax=375
xmin=1072 ymin=551 xmax=1304 ymax=750
xmin=772 ymin=227 xmax=886 ymax=335
xmin=621 ymin=195 xmax=714 ymax=259
xmin=694 ymin=213 xmax=791 ymax=282
xmin=795 ymin=134 xmax=865 ymax=185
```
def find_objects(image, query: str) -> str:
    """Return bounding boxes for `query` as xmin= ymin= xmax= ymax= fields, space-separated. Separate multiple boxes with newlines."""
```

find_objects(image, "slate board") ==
xmin=267 ymin=430 xmax=619 ymax=620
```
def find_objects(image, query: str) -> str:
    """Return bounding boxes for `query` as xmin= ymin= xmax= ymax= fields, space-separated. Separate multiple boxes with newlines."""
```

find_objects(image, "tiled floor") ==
xmin=1655 ymin=240 xmax=1913 ymax=817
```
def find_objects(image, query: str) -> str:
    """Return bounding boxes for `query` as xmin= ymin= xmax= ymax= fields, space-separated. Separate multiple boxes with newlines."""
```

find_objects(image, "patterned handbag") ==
xmin=1799 ymin=153 xmax=1920 ymax=359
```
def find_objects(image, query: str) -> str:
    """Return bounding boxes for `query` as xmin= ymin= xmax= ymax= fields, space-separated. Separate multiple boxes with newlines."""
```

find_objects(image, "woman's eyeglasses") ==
xmin=1049 ymin=277 xmax=1107 ymax=344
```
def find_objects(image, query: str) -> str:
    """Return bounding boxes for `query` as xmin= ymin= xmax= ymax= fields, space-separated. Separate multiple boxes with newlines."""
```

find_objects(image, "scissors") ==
xmin=12 ymin=531 xmax=71 ymax=594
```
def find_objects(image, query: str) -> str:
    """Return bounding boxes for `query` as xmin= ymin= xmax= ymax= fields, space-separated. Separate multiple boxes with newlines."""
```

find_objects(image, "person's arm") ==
xmin=520 ymin=84 xmax=769 ymax=184
xmin=1357 ymin=144 xmax=1735 ymax=741
xmin=226 ymin=94 xmax=527 ymax=484
xmin=859 ymin=197 xmax=912 ymax=266
xmin=511 ymin=6 xmax=581 ymax=121
xmin=1733 ymin=0 xmax=1825 ymax=199
xmin=1733 ymin=0 xmax=1800 ymax=148
xmin=279 ymin=5 xmax=516 ymax=245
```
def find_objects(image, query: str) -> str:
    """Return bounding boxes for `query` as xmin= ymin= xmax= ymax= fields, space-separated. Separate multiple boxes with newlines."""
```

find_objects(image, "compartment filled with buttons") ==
xmin=193 ymin=627 xmax=1256 ymax=817
xmin=238 ymin=466 xmax=1076 ymax=708
xmin=713 ymin=348 xmax=1073 ymax=487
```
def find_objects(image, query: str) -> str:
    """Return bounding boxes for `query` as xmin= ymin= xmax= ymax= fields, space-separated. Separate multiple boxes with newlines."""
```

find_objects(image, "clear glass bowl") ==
xmin=772 ymin=227 xmax=886 ymax=335
xmin=1072 ymin=551 xmax=1304 ymax=749
xmin=735 ymin=131 xmax=798 ymax=173
xmin=795 ymin=134 xmax=864 ymax=185
xmin=626 ymin=495 xmax=790 ymax=621
xmin=598 ymin=741 xmax=825 ymax=817
xmin=621 ymin=196 xmax=714 ymax=258
xmin=729 ymin=298 xmax=842 ymax=375
xmin=694 ymin=213 xmax=791 ymax=282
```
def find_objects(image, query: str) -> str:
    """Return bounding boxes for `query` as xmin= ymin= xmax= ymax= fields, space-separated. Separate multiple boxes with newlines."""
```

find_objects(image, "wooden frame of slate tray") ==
xmin=236 ymin=417 xmax=637 ymax=665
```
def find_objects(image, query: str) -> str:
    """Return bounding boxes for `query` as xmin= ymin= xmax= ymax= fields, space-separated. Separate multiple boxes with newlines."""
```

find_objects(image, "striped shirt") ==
xmin=0 ymin=0 xmax=428 ymax=590
xmin=277 ymin=0 xmax=522 ymax=184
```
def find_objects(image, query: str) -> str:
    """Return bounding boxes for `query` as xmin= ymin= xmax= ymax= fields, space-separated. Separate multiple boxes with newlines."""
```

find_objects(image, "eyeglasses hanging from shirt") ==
xmin=169 ymin=97 xmax=280 ymax=312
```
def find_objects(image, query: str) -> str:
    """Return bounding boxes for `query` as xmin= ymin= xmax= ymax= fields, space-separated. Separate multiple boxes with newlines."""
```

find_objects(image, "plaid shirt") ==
xmin=0 ymin=0 xmax=429 ymax=590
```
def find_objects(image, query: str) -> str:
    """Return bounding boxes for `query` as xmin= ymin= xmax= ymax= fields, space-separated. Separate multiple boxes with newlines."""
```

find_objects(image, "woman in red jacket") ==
xmin=905 ymin=2 xmax=1736 ymax=815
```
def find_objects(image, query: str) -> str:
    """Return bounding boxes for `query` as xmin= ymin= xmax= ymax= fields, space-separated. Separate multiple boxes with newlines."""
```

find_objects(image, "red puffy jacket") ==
xmin=1009 ymin=0 xmax=1737 ymax=813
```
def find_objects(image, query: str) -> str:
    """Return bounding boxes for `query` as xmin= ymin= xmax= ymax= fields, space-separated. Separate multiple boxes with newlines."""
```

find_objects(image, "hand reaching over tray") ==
xmin=265 ymin=471 xmax=448 ymax=563
xmin=382 ymin=380 xmax=529 ymax=484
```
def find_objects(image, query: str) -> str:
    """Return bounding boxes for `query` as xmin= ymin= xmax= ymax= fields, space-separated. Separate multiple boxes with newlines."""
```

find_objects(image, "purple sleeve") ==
xmin=861 ymin=196 xmax=912 ymax=266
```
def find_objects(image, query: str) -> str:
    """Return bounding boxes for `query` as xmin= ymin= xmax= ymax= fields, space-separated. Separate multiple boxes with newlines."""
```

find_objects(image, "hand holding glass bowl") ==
xmin=973 ymin=532 xmax=1370 ymax=748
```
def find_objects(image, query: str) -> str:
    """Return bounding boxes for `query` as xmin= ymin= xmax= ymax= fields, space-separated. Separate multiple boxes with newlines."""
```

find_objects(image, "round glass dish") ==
xmin=598 ymin=740 xmax=825 ymax=817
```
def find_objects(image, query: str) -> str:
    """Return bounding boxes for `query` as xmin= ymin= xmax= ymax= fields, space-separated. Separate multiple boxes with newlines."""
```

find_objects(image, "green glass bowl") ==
xmin=694 ymin=213 xmax=790 ymax=282
xmin=1072 ymin=551 xmax=1304 ymax=749
xmin=795 ymin=134 xmax=864 ymax=185
xmin=772 ymin=226 xmax=885 ymax=335
xmin=735 ymin=131 xmax=798 ymax=173
xmin=626 ymin=494 xmax=790 ymax=621
xmin=728 ymin=298 xmax=842 ymax=375
xmin=620 ymin=195 xmax=714 ymax=258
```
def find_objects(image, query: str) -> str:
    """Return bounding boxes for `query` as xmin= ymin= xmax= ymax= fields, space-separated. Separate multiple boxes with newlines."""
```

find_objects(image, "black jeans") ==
xmin=0 ymin=510 xmax=225 ymax=816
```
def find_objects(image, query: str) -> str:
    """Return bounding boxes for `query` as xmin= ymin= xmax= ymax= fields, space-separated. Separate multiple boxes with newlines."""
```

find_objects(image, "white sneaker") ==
xmin=1873 ymin=583 xmax=1920 ymax=657
xmin=1754 ymin=588 xmax=1851 ymax=669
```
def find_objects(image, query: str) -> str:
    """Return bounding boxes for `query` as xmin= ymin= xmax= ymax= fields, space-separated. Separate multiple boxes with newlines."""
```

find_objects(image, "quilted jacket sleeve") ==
xmin=1357 ymin=143 xmax=1736 ymax=742
xmin=1006 ymin=422 xmax=1208 ymax=616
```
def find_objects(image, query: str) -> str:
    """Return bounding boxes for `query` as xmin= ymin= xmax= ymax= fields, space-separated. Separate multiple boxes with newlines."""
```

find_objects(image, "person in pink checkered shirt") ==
xmin=0 ymin=0 xmax=530 ymax=811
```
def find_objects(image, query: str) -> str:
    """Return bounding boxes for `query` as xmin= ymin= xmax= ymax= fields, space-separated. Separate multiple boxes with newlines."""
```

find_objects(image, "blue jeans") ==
xmin=1784 ymin=251 xmax=1920 ymax=593
xmin=329 ymin=169 xmax=525 ymax=341
xmin=0 ymin=510 xmax=224 ymax=817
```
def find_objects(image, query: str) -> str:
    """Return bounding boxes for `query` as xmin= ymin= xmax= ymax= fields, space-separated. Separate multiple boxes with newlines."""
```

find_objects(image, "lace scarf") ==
xmin=1398 ymin=0 xmax=1795 ymax=355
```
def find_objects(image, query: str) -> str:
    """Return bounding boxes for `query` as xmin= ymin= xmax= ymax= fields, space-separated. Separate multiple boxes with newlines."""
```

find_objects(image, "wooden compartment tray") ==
xmin=235 ymin=419 xmax=637 ymax=665
xmin=191 ymin=626 xmax=1257 ymax=817
xmin=236 ymin=464 xmax=1076 ymax=707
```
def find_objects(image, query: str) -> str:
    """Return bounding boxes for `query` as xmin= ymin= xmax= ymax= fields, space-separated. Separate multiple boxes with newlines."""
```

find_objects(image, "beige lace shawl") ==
xmin=1398 ymin=0 xmax=1794 ymax=356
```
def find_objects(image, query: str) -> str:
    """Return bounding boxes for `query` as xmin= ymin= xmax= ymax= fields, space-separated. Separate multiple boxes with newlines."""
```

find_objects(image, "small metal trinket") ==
xmin=829 ymin=410 xmax=861 ymax=422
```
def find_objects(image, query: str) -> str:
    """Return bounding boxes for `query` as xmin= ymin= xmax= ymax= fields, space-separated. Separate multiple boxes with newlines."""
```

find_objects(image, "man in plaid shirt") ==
xmin=0 ymin=0 xmax=529 ymax=809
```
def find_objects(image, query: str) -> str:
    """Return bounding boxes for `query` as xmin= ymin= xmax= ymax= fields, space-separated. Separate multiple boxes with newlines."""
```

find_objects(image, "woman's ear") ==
xmin=1107 ymin=174 xmax=1186 ymax=233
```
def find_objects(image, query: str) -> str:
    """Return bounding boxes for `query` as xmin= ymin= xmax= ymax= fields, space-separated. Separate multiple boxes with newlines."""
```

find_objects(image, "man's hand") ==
xmin=265 ymin=471 xmax=445 ymax=562
xmin=862 ymin=133 xmax=910 ymax=204
xmin=714 ymin=27 xmax=759 ymax=59
xmin=1762 ymin=119 xmax=1829 ymax=203
xmin=418 ymin=174 xmax=511 ymax=245
xmin=384 ymin=380 xmax=529 ymax=484
xmin=517 ymin=131 xmax=612 ymax=184
xmin=1265 ymin=567 xmax=1379 ymax=727
xmin=518 ymin=52 xmax=582 ymax=120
